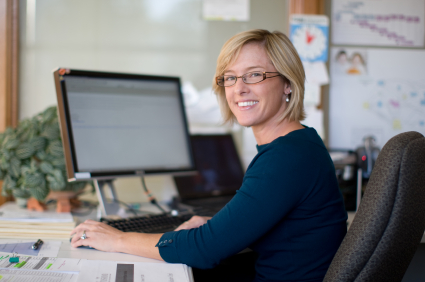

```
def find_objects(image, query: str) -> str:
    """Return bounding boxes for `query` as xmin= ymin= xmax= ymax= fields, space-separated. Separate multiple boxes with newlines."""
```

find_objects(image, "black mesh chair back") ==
xmin=324 ymin=131 xmax=425 ymax=282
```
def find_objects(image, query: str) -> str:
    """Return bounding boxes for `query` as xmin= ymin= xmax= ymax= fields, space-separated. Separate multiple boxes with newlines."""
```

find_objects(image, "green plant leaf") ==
xmin=40 ymin=161 xmax=54 ymax=174
xmin=42 ymin=106 xmax=57 ymax=123
xmin=30 ymin=136 xmax=47 ymax=151
xmin=51 ymin=157 xmax=66 ymax=168
xmin=29 ymin=185 xmax=49 ymax=201
xmin=0 ymin=148 xmax=11 ymax=161
xmin=0 ymin=156 xmax=9 ymax=170
xmin=20 ymin=165 xmax=31 ymax=175
xmin=46 ymin=140 xmax=64 ymax=157
xmin=2 ymin=134 xmax=19 ymax=149
xmin=23 ymin=171 xmax=44 ymax=188
xmin=3 ymin=174 xmax=16 ymax=191
xmin=12 ymin=188 xmax=31 ymax=199
xmin=15 ymin=143 xmax=35 ymax=159
xmin=46 ymin=169 xmax=66 ymax=191
xmin=9 ymin=157 xmax=21 ymax=178
xmin=41 ymin=123 xmax=60 ymax=140
xmin=35 ymin=151 xmax=48 ymax=161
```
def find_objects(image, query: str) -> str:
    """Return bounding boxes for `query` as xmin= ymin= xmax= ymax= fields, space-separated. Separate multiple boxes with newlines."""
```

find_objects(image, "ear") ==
xmin=284 ymin=84 xmax=292 ymax=95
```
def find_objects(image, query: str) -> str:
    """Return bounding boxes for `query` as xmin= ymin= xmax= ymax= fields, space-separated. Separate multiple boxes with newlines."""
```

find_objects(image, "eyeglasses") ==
xmin=216 ymin=72 xmax=282 ymax=87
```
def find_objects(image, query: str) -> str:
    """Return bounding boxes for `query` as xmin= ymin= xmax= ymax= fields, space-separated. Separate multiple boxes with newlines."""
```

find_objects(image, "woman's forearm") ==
xmin=117 ymin=232 xmax=164 ymax=261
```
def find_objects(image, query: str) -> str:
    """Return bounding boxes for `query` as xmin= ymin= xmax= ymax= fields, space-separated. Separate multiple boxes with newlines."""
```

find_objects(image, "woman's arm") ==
xmin=70 ymin=219 xmax=163 ymax=260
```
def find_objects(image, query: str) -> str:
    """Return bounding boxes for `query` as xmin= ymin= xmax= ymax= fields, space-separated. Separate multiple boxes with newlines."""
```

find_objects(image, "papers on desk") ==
xmin=0 ymin=220 xmax=76 ymax=240
xmin=0 ymin=240 xmax=62 ymax=257
xmin=0 ymin=202 xmax=192 ymax=281
xmin=0 ymin=269 xmax=78 ymax=282
xmin=0 ymin=252 xmax=192 ymax=282
xmin=0 ymin=254 xmax=82 ymax=273
xmin=0 ymin=203 xmax=76 ymax=240
xmin=77 ymin=260 xmax=192 ymax=282
xmin=0 ymin=202 xmax=73 ymax=223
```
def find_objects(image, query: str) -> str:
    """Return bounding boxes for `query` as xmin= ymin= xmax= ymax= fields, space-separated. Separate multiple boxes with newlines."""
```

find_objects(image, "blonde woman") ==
xmin=71 ymin=29 xmax=347 ymax=282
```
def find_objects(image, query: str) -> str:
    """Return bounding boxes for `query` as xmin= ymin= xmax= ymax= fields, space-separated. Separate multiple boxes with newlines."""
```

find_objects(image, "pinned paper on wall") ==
xmin=202 ymin=0 xmax=250 ymax=21
xmin=303 ymin=106 xmax=324 ymax=139
xmin=304 ymin=82 xmax=321 ymax=106
xmin=303 ymin=61 xmax=329 ymax=86
xmin=329 ymin=47 xmax=425 ymax=149
xmin=332 ymin=0 xmax=425 ymax=47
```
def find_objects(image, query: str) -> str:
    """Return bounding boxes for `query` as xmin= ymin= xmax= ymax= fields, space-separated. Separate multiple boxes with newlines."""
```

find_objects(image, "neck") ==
xmin=252 ymin=119 xmax=304 ymax=145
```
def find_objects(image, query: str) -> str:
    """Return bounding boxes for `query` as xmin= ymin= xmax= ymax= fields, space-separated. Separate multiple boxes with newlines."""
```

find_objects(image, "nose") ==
xmin=232 ymin=77 xmax=249 ymax=95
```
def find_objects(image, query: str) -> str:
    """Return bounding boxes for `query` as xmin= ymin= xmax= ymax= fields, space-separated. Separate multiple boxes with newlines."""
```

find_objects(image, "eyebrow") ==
xmin=224 ymin=66 xmax=265 ymax=74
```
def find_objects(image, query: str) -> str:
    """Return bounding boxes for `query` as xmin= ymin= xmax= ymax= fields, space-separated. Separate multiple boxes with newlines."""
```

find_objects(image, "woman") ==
xmin=71 ymin=29 xmax=347 ymax=282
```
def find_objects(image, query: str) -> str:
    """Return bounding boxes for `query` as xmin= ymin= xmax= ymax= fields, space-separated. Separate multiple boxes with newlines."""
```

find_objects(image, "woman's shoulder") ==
xmin=249 ymin=127 xmax=330 ymax=171
xmin=261 ymin=127 xmax=325 ymax=153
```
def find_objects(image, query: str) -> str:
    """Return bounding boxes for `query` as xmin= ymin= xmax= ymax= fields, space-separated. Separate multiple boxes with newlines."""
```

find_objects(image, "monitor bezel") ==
xmin=53 ymin=68 xmax=196 ymax=181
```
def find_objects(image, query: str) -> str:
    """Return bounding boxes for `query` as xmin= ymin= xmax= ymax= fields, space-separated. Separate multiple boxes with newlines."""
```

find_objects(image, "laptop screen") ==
xmin=173 ymin=134 xmax=245 ymax=200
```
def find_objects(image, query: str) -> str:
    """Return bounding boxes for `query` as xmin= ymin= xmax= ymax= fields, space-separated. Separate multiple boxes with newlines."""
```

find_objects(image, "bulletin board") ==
xmin=328 ymin=0 xmax=425 ymax=149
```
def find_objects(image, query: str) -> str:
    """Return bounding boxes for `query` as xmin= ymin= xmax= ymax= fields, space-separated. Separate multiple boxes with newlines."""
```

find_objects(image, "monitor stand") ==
xmin=94 ymin=179 xmax=121 ymax=216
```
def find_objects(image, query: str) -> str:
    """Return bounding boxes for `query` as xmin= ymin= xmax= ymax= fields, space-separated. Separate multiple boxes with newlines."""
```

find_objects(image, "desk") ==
xmin=0 ymin=202 xmax=194 ymax=282
xmin=58 ymin=240 xmax=165 ymax=264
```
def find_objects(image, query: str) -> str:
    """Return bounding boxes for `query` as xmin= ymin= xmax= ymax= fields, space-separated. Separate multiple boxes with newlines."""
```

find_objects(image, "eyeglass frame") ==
xmin=215 ymin=71 xmax=283 ymax=87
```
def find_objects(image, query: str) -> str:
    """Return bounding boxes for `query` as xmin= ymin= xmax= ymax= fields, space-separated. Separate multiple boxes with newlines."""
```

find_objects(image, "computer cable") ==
xmin=110 ymin=199 xmax=156 ymax=216
xmin=141 ymin=176 xmax=167 ymax=213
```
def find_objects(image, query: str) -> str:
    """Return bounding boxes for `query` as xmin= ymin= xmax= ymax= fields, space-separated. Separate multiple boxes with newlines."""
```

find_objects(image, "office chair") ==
xmin=324 ymin=131 xmax=425 ymax=282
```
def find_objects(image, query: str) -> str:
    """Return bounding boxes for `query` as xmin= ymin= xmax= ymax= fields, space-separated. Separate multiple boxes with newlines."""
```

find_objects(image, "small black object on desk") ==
xmin=32 ymin=239 xmax=43 ymax=250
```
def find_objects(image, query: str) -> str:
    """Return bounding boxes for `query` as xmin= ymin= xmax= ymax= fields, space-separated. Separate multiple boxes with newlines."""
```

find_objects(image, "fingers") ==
xmin=174 ymin=221 xmax=191 ymax=231
xmin=69 ymin=221 xmax=124 ymax=251
xmin=174 ymin=216 xmax=211 ymax=231
xmin=70 ymin=228 xmax=90 ymax=245
xmin=70 ymin=220 xmax=102 ymax=244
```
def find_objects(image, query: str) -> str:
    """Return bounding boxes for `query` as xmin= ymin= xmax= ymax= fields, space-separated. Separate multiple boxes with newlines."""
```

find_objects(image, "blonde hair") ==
xmin=213 ymin=29 xmax=306 ymax=124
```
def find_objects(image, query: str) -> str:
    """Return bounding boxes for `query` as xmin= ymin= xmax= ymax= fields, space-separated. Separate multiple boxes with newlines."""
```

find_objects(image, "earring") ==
xmin=286 ymin=95 xmax=290 ymax=103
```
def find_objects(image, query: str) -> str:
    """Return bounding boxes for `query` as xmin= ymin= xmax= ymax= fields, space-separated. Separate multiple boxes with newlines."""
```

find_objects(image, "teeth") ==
xmin=238 ymin=101 xmax=258 ymax=107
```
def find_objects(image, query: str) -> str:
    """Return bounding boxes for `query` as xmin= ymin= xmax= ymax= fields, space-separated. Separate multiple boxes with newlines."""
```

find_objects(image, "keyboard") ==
xmin=101 ymin=213 xmax=194 ymax=233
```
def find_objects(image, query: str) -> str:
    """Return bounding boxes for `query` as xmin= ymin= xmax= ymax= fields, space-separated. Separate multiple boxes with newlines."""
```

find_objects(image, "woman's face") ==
xmin=224 ymin=43 xmax=290 ymax=129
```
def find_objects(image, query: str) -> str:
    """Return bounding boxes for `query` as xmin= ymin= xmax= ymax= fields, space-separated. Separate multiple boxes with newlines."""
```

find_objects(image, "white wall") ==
xmin=19 ymin=0 xmax=289 ymax=203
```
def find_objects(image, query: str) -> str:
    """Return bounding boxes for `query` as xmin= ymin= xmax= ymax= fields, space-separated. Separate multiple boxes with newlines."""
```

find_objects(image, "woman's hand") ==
xmin=70 ymin=219 xmax=124 ymax=252
xmin=174 ymin=216 xmax=212 ymax=231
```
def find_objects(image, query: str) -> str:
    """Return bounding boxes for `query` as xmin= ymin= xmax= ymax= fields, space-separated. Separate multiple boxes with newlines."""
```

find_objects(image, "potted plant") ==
xmin=0 ymin=106 xmax=90 ymax=210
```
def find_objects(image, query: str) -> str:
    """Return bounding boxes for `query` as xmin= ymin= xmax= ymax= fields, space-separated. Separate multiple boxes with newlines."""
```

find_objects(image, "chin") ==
xmin=237 ymin=119 xmax=254 ymax=128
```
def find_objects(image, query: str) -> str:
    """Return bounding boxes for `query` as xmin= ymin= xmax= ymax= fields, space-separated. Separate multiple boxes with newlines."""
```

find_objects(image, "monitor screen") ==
xmin=54 ymin=68 xmax=195 ymax=181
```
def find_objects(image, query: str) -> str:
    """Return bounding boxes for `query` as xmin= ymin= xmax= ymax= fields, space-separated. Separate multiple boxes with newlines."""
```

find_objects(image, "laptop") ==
xmin=172 ymin=134 xmax=245 ymax=216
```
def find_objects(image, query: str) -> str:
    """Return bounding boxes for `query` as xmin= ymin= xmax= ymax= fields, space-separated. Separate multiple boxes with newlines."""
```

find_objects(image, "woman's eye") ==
xmin=250 ymin=72 xmax=261 ymax=77
xmin=225 ymin=76 xmax=236 ymax=81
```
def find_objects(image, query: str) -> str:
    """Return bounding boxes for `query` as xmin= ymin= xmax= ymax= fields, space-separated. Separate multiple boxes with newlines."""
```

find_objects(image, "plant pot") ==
xmin=46 ymin=191 xmax=81 ymax=213
xmin=15 ymin=197 xmax=28 ymax=208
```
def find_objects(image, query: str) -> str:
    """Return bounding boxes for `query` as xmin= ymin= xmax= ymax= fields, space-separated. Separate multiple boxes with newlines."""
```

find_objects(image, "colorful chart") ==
xmin=332 ymin=0 xmax=424 ymax=47
xmin=329 ymin=48 xmax=425 ymax=149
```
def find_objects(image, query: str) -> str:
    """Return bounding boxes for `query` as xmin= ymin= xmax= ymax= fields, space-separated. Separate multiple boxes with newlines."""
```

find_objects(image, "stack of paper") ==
xmin=0 ymin=254 xmax=193 ymax=282
xmin=0 ymin=202 xmax=75 ymax=240
xmin=77 ymin=260 xmax=192 ymax=282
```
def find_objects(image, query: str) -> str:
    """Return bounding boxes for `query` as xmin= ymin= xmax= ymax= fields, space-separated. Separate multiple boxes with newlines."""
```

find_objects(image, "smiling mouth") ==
xmin=238 ymin=101 xmax=258 ymax=107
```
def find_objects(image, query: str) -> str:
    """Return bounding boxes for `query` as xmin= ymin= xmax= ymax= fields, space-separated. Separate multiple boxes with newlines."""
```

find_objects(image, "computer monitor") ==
xmin=53 ymin=68 xmax=195 ymax=215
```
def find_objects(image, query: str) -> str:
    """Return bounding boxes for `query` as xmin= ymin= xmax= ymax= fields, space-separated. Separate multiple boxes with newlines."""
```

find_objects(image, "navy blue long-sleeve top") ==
xmin=157 ymin=127 xmax=347 ymax=282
